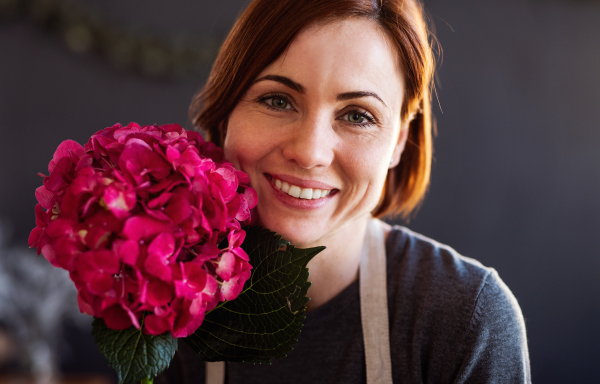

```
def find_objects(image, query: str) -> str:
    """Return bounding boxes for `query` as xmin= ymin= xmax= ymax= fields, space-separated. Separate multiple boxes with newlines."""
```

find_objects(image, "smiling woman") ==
xmin=157 ymin=0 xmax=531 ymax=383
xmin=225 ymin=18 xmax=406 ymax=249
xmin=222 ymin=19 xmax=412 ymax=316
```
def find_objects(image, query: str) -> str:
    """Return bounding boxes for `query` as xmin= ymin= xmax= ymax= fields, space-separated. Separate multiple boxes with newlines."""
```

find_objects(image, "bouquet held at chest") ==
xmin=29 ymin=123 xmax=258 ymax=338
xmin=29 ymin=122 xmax=324 ymax=384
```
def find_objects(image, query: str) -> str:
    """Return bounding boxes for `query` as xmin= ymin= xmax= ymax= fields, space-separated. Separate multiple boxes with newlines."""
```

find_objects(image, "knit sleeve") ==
xmin=454 ymin=270 xmax=531 ymax=383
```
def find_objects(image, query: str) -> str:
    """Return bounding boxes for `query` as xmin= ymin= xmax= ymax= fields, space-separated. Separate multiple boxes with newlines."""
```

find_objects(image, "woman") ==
xmin=159 ymin=0 xmax=531 ymax=382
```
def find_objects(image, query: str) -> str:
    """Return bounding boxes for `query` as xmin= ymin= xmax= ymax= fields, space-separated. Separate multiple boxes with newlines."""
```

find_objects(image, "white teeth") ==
xmin=299 ymin=188 xmax=313 ymax=199
xmin=288 ymin=185 xmax=301 ymax=198
xmin=272 ymin=178 xmax=332 ymax=200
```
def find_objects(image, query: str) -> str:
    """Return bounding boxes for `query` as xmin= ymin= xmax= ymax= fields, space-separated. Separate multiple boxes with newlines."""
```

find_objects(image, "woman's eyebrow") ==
xmin=253 ymin=75 xmax=306 ymax=93
xmin=252 ymin=76 xmax=387 ymax=109
xmin=337 ymin=91 xmax=388 ymax=108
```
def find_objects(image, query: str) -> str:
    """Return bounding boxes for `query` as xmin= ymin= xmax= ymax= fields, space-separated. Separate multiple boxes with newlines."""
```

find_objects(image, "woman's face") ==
xmin=224 ymin=18 xmax=407 ymax=247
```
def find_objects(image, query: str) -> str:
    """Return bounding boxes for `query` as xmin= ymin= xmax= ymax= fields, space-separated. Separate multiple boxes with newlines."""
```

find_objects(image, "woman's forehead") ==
xmin=255 ymin=18 xmax=405 ymax=110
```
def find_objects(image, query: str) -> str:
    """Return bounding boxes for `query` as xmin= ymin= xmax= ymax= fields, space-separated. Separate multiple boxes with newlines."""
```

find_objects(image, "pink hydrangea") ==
xmin=29 ymin=123 xmax=257 ymax=338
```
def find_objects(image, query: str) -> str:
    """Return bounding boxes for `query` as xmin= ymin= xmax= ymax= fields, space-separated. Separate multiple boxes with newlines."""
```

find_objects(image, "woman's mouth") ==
xmin=266 ymin=174 xmax=337 ymax=200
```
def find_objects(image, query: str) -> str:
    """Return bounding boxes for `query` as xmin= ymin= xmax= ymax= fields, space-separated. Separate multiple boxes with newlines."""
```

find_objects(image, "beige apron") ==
xmin=206 ymin=218 xmax=394 ymax=384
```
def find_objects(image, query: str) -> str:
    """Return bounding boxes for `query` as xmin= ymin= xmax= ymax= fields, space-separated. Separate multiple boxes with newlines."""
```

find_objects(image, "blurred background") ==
xmin=0 ymin=0 xmax=598 ymax=382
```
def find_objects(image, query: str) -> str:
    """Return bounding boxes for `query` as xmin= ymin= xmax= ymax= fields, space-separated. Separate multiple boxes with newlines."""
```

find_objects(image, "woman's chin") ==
xmin=255 ymin=213 xmax=326 ymax=248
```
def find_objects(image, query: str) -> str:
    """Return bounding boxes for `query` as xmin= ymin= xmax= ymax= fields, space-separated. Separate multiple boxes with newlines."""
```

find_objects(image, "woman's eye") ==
xmin=261 ymin=95 xmax=293 ymax=110
xmin=348 ymin=112 xmax=365 ymax=124
xmin=270 ymin=96 xmax=288 ymax=109
xmin=343 ymin=110 xmax=374 ymax=126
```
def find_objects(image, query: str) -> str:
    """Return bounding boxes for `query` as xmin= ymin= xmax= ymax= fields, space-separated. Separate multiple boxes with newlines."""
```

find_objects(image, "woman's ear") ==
xmin=389 ymin=125 xmax=409 ymax=169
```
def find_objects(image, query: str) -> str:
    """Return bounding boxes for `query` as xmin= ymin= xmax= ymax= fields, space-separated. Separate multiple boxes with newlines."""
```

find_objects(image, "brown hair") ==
xmin=190 ymin=0 xmax=436 ymax=219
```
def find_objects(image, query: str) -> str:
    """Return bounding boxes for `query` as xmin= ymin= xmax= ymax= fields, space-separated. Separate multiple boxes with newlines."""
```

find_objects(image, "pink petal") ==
xmin=77 ymin=291 xmax=95 ymax=316
xmin=175 ymin=262 xmax=218 ymax=299
xmin=171 ymin=300 xmax=206 ymax=338
xmin=198 ymin=241 xmax=221 ymax=261
xmin=124 ymin=137 xmax=152 ymax=151
xmin=34 ymin=203 xmax=50 ymax=228
xmin=123 ymin=305 xmax=142 ymax=329
xmin=101 ymin=305 xmax=133 ymax=330
xmin=41 ymin=243 xmax=59 ymax=267
xmin=166 ymin=145 xmax=181 ymax=165
xmin=160 ymin=124 xmax=185 ymax=134
xmin=147 ymin=279 xmax=174 ymax=306
xmin=148 ymin=232 xmax=175 ymax=259
xmin=176 ymin=147 xmax=202 ymax=177
xmin=147 ymin=191 xmax=172 ymax=209
xmin=28 ymin=227 xmax=43 ymax=250
xmin=35 ymin=185 xmax=56 ymax=210
xmin=144 ymin=313 xmax=172 ymax=336
xmin=49 ymin=140 xmax=85 ymax=173
xmin=45 ymin=218 xmax=75 ymax=238
xmin=143 ymin=203 xmax=173 ymax=222
xmin=197 ymin=140 xmax=224 ymax=163
xmin=118 ymin=142 xmax=171 ymax=184
xmin=75 ymin=153 xmax=94 ymax=172
xmin=235 ymin=169 xmax=250 ymax=184
xmin=86 ymin=209 xmax=123 ymax=233
xmin=216 ymin=252 xmax=236 ymax=281
xmin=43 ymin=165 xmax=67 ymax=193
xmin=174 ymin=311 xmax=205 ymax=338
xmin=228 ymin=229 xmax=246 ymax=249
xmin=112 ymin=239 xmax=139 ymax=265
xmin=221 ymin=274 xmax=247 ymax=301
xmin=122 ymin=215 xmax=174 ymax=241
xmin=95 ymin=248 xmax=120 ymax=269
xmin=103 ymin=184 xmax=136 ymax=219
xmin=185 ymin=130 xmax=200 ymax=143
xmin=215 ymin=166 xmax=238 ymax=201
xmin=54 ymin=236 xmax=83 ymax=271
xmin=244 ymin=187 xmax=258 ymax=209
xmin=84 ymin=227 xmax=111 ymax=250
xmin=226 ymin=195 xmax=241 ymax=221
xmin=164 ymin=191 xmax=192 ymax=224
xmin=114 ymin=123 xmax=142 ymax=142
xmin=89 ymin=274 xmax=117 ymax=294
xmin=230 ymin=247 xmax=250 ymax=262
xmin=144 ymin=232 xmax=175 ymax=281
xmin=202 ymin=193 xmax=227 ymax=232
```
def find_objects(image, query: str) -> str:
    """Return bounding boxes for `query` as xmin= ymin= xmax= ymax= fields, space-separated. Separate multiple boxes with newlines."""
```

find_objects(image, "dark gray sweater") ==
xmin=157 ymin=226 xmax=531 ymax=383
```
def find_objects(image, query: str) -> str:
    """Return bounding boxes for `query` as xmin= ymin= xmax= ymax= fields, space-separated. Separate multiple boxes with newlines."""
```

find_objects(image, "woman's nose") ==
xmin=281 ymin=115 xmax=334 ymax=170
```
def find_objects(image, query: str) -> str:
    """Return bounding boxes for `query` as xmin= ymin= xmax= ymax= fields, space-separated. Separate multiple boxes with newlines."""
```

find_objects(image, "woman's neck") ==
xmin=304 ymin=215 xmax=369 ymax=312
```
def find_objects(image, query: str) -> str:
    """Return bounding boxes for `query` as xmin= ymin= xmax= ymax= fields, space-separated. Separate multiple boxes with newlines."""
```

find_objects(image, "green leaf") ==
xmin=92 ymin=315 xmax=178 ymax=384
xmin=184 ymin=226 xmax=325 ymax=364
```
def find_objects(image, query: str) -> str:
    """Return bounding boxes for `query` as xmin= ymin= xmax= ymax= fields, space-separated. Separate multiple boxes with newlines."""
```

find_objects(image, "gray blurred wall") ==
xmin=1 ymin=0 xmax=599 ymax=382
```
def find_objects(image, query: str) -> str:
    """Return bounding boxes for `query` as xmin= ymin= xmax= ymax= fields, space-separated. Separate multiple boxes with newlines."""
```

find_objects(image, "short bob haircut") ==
xmin=190 ymin=0 xmax=435 ymax=219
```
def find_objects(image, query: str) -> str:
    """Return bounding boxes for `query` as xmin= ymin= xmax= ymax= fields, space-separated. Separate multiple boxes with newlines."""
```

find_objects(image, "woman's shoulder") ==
xmin=385 ymin=224 xmax=521 ymax=322
xmin=386 ymin=224 xmax=491 ymax=286
xmin=385 ymin=225 xmax=530 ymax=382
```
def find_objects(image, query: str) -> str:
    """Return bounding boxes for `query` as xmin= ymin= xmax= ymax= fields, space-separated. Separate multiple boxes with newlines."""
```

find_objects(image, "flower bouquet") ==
xmin=29 ymin=123 xmax=324 ymax=384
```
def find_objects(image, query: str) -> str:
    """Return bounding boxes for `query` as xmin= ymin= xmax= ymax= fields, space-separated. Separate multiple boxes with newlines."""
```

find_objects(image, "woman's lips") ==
xmin=271 ymin=177 xmax=333 ymax=200
xmin=267 ymin=173 xmax=337 ymax=191
xmin=264 ymin=174 xmax=337 ymax=208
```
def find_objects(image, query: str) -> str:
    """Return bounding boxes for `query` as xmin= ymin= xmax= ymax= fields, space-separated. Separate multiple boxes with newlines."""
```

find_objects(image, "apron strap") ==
xmin=205 ymin=218 xmax=393 ymax=384
xmin=205 ymin=361 xmax=225 ymax=384
xmin=360 ymin=218 xmax=394 ymax=384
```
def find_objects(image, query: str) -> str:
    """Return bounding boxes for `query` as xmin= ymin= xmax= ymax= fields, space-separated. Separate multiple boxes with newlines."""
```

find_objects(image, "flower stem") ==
xmin=141 ymin=377 xmax=153 ymax=384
